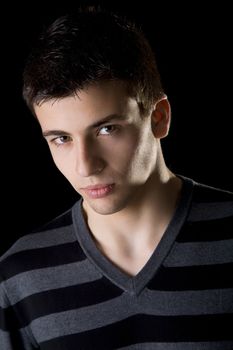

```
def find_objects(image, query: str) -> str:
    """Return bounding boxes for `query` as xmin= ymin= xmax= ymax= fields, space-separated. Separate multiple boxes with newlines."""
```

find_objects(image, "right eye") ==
xmin=50 ymin=135 xmax=71 ymax=147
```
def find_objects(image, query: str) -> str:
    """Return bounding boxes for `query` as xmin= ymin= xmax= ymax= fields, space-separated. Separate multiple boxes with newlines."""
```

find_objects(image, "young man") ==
xmin=0 ymin=7 xmax=232 ymax=350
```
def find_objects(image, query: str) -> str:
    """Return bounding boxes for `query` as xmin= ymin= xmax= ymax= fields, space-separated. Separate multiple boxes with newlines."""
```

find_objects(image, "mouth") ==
xmin=81 ymin=184 xmax=115 ymax=199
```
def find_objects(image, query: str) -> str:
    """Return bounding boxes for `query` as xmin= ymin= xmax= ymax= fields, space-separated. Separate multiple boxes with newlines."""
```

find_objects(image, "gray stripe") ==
xmin=164 ymin=240 xmax=233 ymax=266
xmin=0 ymin=328 xmax=36 ymax=350
xmin=140 ymin=289 xmax=233 ymax=315
xmin=0 ymin=260 xmax=102 ymax=307
xmin=26 ymin=288 xmax=233 ymax=343
xmin=119 ymin=341 xmax=233 ymax=350
xmin=188 ymin=202 xmax=233 ymax=221
xmin=0 ymin=330 xmax=12 ymax=350
xmin=0 ymin=225 xmax=76 ymax=262
xmin=28 ymin=293 xmax=135 ymax=343
xmin=0 ymin=283 xmax=8 ymax=309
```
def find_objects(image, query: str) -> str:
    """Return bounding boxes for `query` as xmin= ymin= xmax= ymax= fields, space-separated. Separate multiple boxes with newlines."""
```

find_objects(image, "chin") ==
xmin=85 ymin=196 xmax=128 ymax=216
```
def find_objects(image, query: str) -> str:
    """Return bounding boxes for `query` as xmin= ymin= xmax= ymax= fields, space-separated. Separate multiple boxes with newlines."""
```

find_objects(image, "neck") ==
xmin=82 ymin=158 xmax=182 ymax=261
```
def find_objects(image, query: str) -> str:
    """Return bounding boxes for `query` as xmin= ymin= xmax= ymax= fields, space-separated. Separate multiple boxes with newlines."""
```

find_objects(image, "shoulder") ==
xmin=0 ymin=205 xmax=77 ymax=281
xmin=180 ymin=176 xmax=233 ymax=240
xmin=192 ymin=179 xmax=233 ymax=203
xmin=179 ymin=174 xmax=233 ymax=218
xmin=190 ymin=179 xmax=233 ymax=220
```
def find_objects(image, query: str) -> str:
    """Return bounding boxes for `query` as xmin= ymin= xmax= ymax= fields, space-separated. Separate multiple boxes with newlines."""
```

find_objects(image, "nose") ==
xmin=75 ymin=138 xmax=105 ymax=177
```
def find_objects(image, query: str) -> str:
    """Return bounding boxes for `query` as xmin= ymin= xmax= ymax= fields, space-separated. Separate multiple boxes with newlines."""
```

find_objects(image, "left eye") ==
xmin=98 ymin=125 xmax=116 ymax=135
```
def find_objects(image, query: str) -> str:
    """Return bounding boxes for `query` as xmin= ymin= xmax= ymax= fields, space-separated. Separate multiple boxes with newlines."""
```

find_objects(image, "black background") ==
xmin=1 ymin=1 xmax=232 ymax=255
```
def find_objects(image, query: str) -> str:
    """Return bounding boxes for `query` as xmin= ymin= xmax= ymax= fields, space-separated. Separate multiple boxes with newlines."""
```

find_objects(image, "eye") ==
xmin=98 ymin=125 xmax=117 ymax=135
xmin=51 ymin=135 xmax=71 ymax=146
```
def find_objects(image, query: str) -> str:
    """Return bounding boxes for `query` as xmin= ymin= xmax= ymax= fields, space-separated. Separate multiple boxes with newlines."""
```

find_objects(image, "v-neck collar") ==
xmin=72 ymin=175 xmax=194 ymax=295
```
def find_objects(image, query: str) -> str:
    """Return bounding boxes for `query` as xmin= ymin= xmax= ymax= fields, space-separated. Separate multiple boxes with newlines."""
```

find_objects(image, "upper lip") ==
xmin=82 ymin=184 xmax=113 ymax=190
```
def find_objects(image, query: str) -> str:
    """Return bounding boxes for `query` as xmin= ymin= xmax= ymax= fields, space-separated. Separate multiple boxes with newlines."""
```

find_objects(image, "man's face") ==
xmin=35 ymin=82 xmax=160 ymax=215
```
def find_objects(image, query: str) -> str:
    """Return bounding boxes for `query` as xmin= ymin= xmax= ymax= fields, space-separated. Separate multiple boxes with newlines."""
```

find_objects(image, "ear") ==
xmin=151 ymin=96 xmax=171 ymax=139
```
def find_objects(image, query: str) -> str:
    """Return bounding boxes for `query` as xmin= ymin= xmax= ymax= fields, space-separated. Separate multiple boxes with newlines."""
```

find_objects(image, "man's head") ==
xmin=23 ymin=7 xmax=164 ymax=116
xmin=23 ymin=7 xmax=171 ymax=216
xmin=34 ymin=81 xmax=170 ymax=215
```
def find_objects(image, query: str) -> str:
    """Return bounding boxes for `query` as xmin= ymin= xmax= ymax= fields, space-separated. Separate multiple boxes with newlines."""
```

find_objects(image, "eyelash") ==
xmin=97 ymin=125 xmax=118 ymax=135
xmin=50 ymin=135 xmax=71 ymax=147
xmin=50 ymin=125 xmax=119 ymax=147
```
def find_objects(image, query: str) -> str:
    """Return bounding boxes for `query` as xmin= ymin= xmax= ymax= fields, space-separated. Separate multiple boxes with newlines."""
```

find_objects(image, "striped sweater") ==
xmin=0 ymin=176 xmax=233 ymax=349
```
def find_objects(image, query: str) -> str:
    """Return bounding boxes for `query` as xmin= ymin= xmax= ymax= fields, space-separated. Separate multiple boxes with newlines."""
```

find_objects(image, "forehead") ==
xmin=34 ymin=81 xmax=140 ymax=130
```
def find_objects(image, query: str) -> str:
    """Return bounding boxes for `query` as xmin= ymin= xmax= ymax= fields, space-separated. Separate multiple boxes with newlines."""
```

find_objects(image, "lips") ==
xmin=81 ymin=183 xmax=115 ymax=199
xmin=82 ymin=184 xmax=113 ymax=190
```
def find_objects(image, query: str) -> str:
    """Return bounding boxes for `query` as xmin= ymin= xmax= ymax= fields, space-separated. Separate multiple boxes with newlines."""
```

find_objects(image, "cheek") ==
xmin=120 ymin=134 xmax=157 ymax=177
xmin=104 ymin=133 xmax=144 ymax=173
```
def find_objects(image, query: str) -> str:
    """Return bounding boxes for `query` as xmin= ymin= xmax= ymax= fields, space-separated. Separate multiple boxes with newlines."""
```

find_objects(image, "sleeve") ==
xmin=0 ymin=276 xmax=37 ymax=350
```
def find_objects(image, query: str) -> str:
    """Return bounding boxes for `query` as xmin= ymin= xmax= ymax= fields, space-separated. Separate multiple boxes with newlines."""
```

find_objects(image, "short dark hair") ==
xmin=23 ymin=7 xmax=164 ymax=115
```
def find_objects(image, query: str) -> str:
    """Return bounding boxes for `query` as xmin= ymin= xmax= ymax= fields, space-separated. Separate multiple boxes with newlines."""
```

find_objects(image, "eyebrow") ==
xmin=42 ymin=114 xmax=126 ymax=138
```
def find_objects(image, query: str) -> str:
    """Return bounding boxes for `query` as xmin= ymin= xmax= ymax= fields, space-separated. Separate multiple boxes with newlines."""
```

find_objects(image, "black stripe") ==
xmin=177 ymin=216 xmax=233 ymax=242
xmin=0 ymin=304 xmax=21 ymax=331
xmin=40 ymin=313 xmax=233 ymax=349
xmin=0 ymin=242 xmax=86 ymax=280
xmin=4 ymin=277 xmax=123 ymax=328
xmin=148 ymin=263 xmax=233 ymax=290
